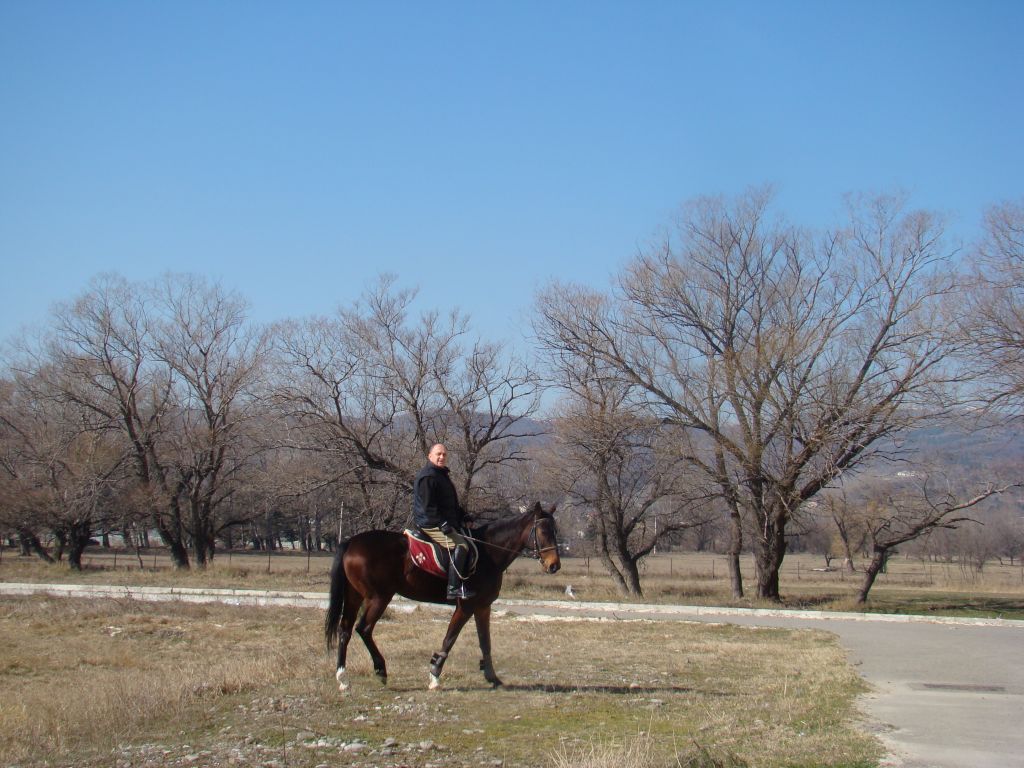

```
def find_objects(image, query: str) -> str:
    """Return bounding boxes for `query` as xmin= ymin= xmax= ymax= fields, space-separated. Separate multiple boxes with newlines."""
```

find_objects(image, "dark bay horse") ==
xmin=325 ymin=502 xmax=560 ymax=691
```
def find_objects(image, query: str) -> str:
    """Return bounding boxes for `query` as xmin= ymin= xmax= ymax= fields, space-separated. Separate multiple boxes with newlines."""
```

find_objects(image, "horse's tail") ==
xmin=324 ymin=540 xmax=349 ymax=650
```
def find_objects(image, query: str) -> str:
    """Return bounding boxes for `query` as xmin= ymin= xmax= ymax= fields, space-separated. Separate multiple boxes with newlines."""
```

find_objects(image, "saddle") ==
xmin=404 ymin=528 xmax=479 ymax=579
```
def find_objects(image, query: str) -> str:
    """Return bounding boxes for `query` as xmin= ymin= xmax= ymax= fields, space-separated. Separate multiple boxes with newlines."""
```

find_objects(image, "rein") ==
xmin=463 ymin=517 xmax=557 ymax=559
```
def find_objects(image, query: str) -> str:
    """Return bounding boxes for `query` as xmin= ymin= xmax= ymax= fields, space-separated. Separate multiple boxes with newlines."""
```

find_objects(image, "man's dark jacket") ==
xmin=412 ymin=463 xmax=464 ymax=530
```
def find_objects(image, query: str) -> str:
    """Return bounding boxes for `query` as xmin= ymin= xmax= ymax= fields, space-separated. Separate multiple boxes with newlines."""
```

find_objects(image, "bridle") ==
xmin=525 ymin=516 xmax=560 ymax=560
xmin=464 ymin=515 xmax=559 ymax=560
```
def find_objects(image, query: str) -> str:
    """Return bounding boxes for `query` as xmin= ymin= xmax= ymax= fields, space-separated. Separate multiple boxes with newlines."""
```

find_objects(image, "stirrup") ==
xmin=446 ymin=582 xmax=476 ymax=601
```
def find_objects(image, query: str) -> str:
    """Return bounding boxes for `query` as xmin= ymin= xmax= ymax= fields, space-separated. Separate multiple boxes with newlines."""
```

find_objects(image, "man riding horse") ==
xmin=412 ymin=443 xmax=476 ymax=601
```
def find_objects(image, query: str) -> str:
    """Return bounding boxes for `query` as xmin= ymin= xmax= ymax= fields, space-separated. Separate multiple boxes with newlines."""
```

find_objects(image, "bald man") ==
xmin=412 ymin=444 xmax=475 ymax=601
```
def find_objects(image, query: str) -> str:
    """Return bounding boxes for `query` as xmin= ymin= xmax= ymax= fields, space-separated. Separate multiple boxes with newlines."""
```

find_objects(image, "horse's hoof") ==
xmin=428 ymin=673 xmax=441 ymax=691
xmin=336 ymin=668 xmax=350 ymax=692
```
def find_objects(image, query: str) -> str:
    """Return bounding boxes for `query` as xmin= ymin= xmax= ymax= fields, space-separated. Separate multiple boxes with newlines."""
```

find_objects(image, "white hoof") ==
xmin=428 ymin=673 xmax=441 ymax=690
xmin=336 ymin=667 xmax=350 ymax=692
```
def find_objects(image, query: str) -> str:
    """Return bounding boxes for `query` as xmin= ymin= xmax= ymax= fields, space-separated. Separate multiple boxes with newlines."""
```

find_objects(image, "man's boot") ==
xmin=446 ymin=546 xmax=475 ymax=601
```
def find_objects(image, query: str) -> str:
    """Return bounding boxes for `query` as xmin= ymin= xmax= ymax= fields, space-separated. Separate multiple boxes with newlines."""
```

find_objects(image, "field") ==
xmin=0 ymin=595 xmax=879 ymax=768
xmin=3 ymin=546 xmax=1021 ymax=766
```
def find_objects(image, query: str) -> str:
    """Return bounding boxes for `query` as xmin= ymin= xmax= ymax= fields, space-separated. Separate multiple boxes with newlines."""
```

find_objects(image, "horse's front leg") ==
xmin=474 ymin=605 xmax=503 ymax=687
xmin=429 ymin=605 xmax=473 ymax=690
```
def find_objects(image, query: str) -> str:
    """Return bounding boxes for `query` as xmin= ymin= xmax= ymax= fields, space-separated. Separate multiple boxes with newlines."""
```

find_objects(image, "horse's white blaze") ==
xmin=428 ymin=673 xmax=441 ymax=690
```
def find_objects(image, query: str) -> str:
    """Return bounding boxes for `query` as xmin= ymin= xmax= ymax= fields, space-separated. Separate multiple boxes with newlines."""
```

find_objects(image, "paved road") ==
xmin=4 ymin=583 xmax=1023 ymax=767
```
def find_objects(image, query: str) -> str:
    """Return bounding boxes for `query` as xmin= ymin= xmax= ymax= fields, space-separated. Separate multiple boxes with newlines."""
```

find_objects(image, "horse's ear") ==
xmin=535 ymin=501 xmax=556 ymax=517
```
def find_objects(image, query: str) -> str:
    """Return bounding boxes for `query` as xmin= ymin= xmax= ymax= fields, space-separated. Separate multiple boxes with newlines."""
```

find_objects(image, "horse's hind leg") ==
xmin=355 ymin=595 xmax=392 ymax=685
xmin=335 ymin=589 xmax=362 ymax=692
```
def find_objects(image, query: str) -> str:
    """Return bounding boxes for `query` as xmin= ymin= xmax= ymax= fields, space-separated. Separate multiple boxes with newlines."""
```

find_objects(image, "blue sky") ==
xmin=2 ymin=1 xmax=1022 ymax=351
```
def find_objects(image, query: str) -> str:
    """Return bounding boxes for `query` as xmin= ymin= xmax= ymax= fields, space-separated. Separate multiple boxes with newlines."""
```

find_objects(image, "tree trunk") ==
xmin=156 ymin=517 xmax=190 ymax=568
xmin=838 ymin=531 xmax=857 ymax=572
xmin=154 ymin=500 xmax=190 ymax=568
xmin=599 ymin=550 xmax=630 ymax=596
xmin=622 ymin=557 xmax=644 ymax=597
xmin=53 ymin=530 xmax=67 ymax=562
xmin=190 ymin=498 xmax=215 ymax=567
xmin=856 ymin=548 xmax=889 ymax=604
xmin=726 ymin=510 xmax=744 ymax=598
xmin=754 ymin=519 xmax=787 ymax=601
xmin=18 ymin=530 xmax=55 ymax=563
xmin=166 ymin=537 xmax=190 ymax=567
xmin=66 ymin=520 xmax=93 ymax=571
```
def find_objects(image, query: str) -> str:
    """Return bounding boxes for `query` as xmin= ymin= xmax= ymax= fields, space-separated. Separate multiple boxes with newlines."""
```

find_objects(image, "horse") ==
xmin=325 ymin=502 xmax=560 ymax=691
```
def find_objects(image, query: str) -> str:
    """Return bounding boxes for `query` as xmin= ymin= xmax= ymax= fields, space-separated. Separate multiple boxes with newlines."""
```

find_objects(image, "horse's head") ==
xmin=529 ymin=502 xmax=561 ymax=575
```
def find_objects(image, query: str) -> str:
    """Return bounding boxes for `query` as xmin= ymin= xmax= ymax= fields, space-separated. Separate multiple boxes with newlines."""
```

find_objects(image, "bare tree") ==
xmin=822 ymin=494 xmax=868 ymax=572
xmin=433 ymin=338 xmax=543 ymax=513
xmin=12 ymin=273 xmax=267 ymax=568
xmin=30 ymin=274 xmax=193 ymax=565
xmin=961 ymin=198 xmax=1024 ymax=416
xmin=535 ymin=188 xmax=963 ymax=600
xmin=545 ymin=353 xmax=710 ymax=596
xmin=0 ymin=371 xmax=130 ymax=568
xmin=270 ymin=290 xmax=421 ymax=531
xmin=271 ymin=276 xmax=542 ymax=531
xmin=854 ymin=478 xmax=1015 ymax=603
xmin=149 ymin=274 xmax=271 ymax=565
xmin=0 ymin=376 xmax=58 ymax=561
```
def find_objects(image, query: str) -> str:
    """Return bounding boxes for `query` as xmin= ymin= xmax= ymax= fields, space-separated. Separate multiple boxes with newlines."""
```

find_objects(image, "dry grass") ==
xmin=0 ymin=595 xmax=880 ymax=768
xmin=551 ymin=729 xmax=666 ymax=768
xmin=553 ymin=730 xmax=753 ymax=768
xmin=0 ymin=596 xmax=321 ymax=764
xmin=1 ymin=545 xmax=1010 ymax=766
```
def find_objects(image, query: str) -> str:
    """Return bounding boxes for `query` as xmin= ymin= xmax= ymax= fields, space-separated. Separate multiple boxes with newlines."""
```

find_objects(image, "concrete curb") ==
xmin=0 ymin=582 xmax=329 ymax=609
xmin=3 ymin=582 xmax=1023 ymax=628
xmin=494 ymin=596 xmax=1024 ymax=627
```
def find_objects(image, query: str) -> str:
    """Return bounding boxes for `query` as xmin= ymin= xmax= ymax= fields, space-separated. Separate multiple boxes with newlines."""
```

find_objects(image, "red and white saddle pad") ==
xmin=404 ymin=529 xmax=478 ymax=579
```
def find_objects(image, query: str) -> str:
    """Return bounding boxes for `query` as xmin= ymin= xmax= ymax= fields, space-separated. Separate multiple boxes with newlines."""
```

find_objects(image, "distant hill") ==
xmin=892 ymin=418 xmax=1024 ymax=473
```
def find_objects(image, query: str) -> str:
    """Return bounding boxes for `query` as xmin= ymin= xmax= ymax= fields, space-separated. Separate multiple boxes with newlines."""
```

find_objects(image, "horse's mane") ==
xmin=472 ymin=503 xmax=553 ymax=542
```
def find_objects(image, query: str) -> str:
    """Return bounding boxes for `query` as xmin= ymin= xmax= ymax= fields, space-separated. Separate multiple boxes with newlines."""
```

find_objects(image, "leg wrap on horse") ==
xmin=429 ymin=651 xmax=449 ymax=678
